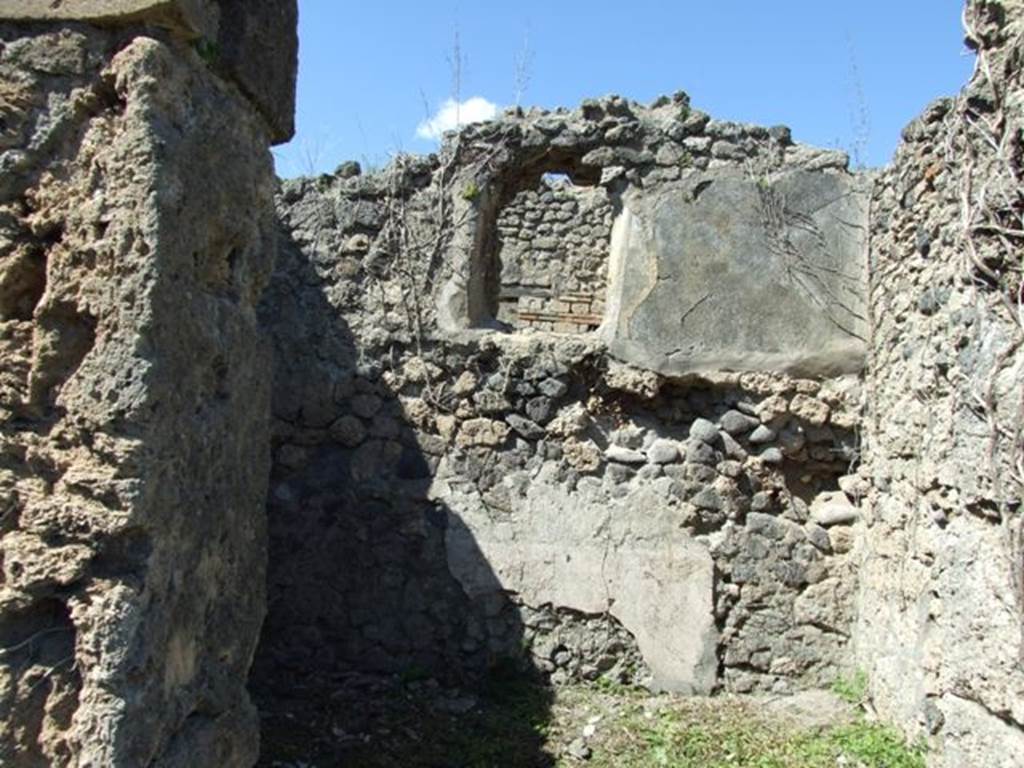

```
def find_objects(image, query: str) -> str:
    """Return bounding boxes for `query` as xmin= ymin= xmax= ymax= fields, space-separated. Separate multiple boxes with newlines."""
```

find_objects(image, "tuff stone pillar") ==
xmin=0 ymin=2 xmax=296 ymax=765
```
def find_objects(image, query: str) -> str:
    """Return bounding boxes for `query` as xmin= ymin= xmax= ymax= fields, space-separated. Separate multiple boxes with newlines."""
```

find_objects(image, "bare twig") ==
xmin=512 ymin=24 xmax=534 ymax=108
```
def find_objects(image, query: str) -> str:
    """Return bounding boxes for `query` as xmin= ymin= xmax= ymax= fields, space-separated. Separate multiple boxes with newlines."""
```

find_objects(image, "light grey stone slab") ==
xmin=603 ymin=169 xmax=868 ymax=376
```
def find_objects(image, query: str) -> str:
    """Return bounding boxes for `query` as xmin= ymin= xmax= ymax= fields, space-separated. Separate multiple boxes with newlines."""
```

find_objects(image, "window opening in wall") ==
xmin=491 ymin=164 xmax=613 ymax=335
xmin=541 ymin=171 xmax=573 ymax=187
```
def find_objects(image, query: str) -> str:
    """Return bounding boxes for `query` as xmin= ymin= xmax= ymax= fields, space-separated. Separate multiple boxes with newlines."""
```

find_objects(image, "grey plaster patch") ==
xmin=434 ymin=464 xmax=718 ymax=694
xmin=603 ymin=169 xmax=869 ymax=376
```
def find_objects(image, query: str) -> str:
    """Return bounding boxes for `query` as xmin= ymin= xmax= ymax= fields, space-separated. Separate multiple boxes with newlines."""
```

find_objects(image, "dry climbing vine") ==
xmin=942 ymin=4 xmax=1024 ymax=505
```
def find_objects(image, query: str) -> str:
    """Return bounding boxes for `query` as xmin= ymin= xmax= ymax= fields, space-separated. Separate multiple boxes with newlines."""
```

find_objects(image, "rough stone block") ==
xmin=0 ymin=26 xmax=281 ymax=766
xmin=212 ymin=0 xmax=298 ymax=143
xmin=0 ymin=0 xmax=217 ymax=38
xmin=2 ymin=0 xmax=298 ymax=143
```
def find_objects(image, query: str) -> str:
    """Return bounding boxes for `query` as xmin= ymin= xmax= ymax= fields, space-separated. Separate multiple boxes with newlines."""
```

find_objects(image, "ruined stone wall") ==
xmin=254 ymin=95 xmax=871 ymax=704
xmin=9 ymin=5 xmax=1020 ymax=766
xmin=855 ymin=2 xmax=1024 ymax=766
xmin=0 ymin=3 xmax=296 ymax=765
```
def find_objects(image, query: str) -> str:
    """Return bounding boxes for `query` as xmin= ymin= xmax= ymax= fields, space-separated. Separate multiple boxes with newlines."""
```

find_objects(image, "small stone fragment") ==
xmin=330 ymin=415 xmax=366 ymax=447
xmin=748 ymin=424 xmax=776 ymax=444
xmin=746 ymin=512 xmax=784 ymax=539
xmin=719 ymin=409 xmax=759 ymax=435
xmin=685 ymin=439 xmax=717 ymax=465
xmin=506 ymin=413 xmax=545 ymax=440
xmin=719 ymin=431 xmax=747 ymax=461
xmin=538 ymin=378 xmax=569 ymax=398
xmin=646 ymin=439 xmax=679 ymax=464
xmin=718 ymin=459 xmax=743 ymax=478
xmin=400 ymin=397 xmax=433 ymax=430
xmin=452 ymin=370 xmax=478 ymax=396
xmin=689 ymin=418 xmax=719 ymax=444
xmin=436 ymin=414 xmax=458 ymax=443
xmin=789 ymin=394 xmax=830 ymax=426
xmin=692 ymin=487 xmax=722 ymax=511
xmin=342 ymin=233 xmax=371 ymax=253
xmin=606 ymin=462 xmax=635 ymax=484
xmin=838 ymin=474 xmax=870 ymax=500
xmin=805 ymin=523 xmax=832 ymax=552
xmin=636 ymin=463 xmax=663 ymax=481
xmin=526 ymin=396 xmax=554 ymax=424
xmin=546 ymin=403 xmax=591 ymax=437
xmin=456 ymin=418 xmax=510 ymax=448
xmin=810 ymin=491 xmax=859 ymax=527
xmin=756 ymin=394 xmax=790 ymax=421
xmin=563 ymin=437 xmax=602 ymax=472
xmin=606 ymin=445 xmax=646 ymax=464
xmin=829 ymin=526 xmax=855 ymax=553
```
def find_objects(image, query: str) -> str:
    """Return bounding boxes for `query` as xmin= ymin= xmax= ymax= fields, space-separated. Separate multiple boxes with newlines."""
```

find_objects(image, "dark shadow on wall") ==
xmin=248 ymin=221 xmax=554 ymax=767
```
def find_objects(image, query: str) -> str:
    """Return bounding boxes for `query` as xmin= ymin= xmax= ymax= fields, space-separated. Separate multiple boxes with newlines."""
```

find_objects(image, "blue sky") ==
xmin=273 ymin=1 xmax=974 ymax=177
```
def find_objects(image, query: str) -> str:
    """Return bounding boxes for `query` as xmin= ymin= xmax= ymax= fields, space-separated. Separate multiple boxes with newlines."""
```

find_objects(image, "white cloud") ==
xmin=416 ymin=96 xmax=499 ymax=141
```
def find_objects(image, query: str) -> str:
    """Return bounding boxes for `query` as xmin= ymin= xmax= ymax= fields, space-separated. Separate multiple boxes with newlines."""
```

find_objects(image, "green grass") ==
xmin=831 ymin=669 xmax=870 ymax=705
xmin=577 ymin=695 xmax=926 ymax=768
xmin=806 ymin=722 xmax=927 ymax=768
xmin=258 ymin=675 xmax=926 ymax=768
